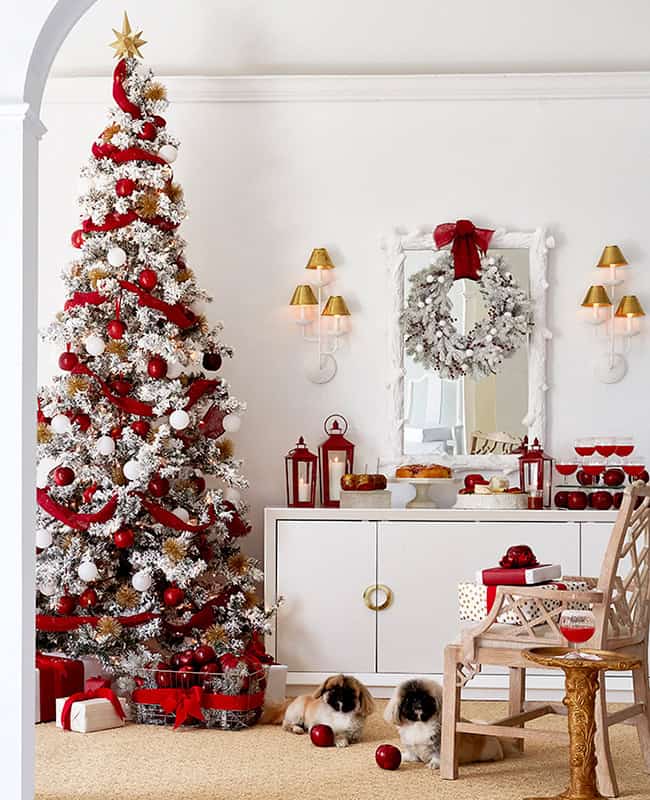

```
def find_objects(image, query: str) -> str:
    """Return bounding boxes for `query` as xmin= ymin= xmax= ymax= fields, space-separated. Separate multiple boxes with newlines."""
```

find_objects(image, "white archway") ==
xmin=1 ymin=3 xmax=97 ymax=797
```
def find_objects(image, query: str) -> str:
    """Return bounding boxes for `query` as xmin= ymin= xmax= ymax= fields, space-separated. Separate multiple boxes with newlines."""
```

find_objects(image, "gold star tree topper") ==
xmin=109 ymin=12 xmax=147 ymax=59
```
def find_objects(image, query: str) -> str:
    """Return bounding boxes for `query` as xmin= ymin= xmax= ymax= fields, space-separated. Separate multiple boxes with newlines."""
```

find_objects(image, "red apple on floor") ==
xmin=554 ymin=490 xmax=569 ymax=509
xmin=589 ymin=490 xmax=613 ymax=510
xmin=567 ymin=490 xmax=588 ymax=510
xmin=310 ymin=724 xmax=335 ymax=747
xmin=612 ymin=491 xmax=624 ymax=509
xmin=375 ymin=743 xmax=402 ymax=770
xmin=576 ymin=469 xmax=594 ymax=487
xmin=603 ymin=468 xmax=625 ymax=488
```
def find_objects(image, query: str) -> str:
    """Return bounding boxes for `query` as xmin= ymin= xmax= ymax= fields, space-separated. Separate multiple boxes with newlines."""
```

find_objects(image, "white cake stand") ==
xmin=392 ymin=477 xmax=461 ymax=508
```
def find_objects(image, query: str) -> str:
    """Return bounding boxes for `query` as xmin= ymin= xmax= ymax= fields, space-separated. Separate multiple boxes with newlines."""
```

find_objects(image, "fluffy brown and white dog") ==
xmin=263 ymin=674 xmax=375 ymax=747
xmin=384 ymin=679 xmax=505 ymax=768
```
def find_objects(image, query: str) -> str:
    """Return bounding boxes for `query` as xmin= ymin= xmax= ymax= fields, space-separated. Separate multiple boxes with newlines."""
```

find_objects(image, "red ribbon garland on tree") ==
xmin=433 ymin=219 xmax=494 ymax=281
xmin=113 ymin=59 xmax=141 ymax=119
xmin=36 ymin=488 xmax=118 ymax=531
xmin=60 ymin=687 xmax=125 ymax=731
xmin=184 ymin=379 xmax=219 ymax=410
xmin=118 ymin=280 xmax=195 ymax=329
xmin=36 ymin=611 xmax=159 ymax=633
xmin=136 ymin=494 xmax=217 ymax=532
xmin=64 ymin=291 xmax=107 ymax=311
xmin=71 ymin=363 xmax=154 ymax=417
xmin=81 ymin=210 xmax=179 ymax=235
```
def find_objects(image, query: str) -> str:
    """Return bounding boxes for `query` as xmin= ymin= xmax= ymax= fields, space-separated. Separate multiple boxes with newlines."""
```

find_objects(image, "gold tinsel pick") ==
xmin=87 ymin=267 xmax=109 ymax=289
xmin=112 ymin=465 xmax=126 ymax=486
xmin=176 ymin=268 xmax=193 ymax=283
xmin=244 ymin=591 xmax=259 ymax=610
xmin=37 ymin=422 xmax=52 ymax=444
xmin=145 ymin=82 xmax=167 ymax=102
xmin=106 ymin=341 xmax=129 ymax=360
xmin=163 ymin=537 xmax=187 ymax=563
xmin=204 ymin=624 xmax=227 ymax=647
xmin=228 ymin=553 xmax=248 ymax=576
xmin=136 ymin=190 xmax=160 ymax=219
xmin=96 ymin=616 xmax=123 ymax=640
xmin=67 ymin=376 xmax=89 ymax=396
xmin=101 ymin=124 xmax=121 ymax=142
xmin=110 ymin=13 xmax=147 ymax=60
xmin=220 ymin=438 xmax=234 ymax=460
xmin=164 ymin=182 xmax=183 ymax=204
xmin=116 ymin=585 xmax=139 ymax=609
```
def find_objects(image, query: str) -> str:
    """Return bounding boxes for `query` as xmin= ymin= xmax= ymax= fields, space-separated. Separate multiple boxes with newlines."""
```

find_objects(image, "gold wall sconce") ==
xmin=289 ymin=248 xmax=352 ymax=383
xmin=580 ymin=245 xmax=645 ymax=383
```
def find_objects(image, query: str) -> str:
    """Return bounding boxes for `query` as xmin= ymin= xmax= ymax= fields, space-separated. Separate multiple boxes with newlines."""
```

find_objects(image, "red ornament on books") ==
xmin=57 ymin=594 xmax=77 ymax=615
xmin=78 ymin=588 xmax=98 ymax=608
xmin=138 ymin=269 xmax=157 ymax=290
xmin=499 ymin=545 xmax=539 ymax=570
xmin=148 ymin=475 xmax=170 ymax=497
xmin=107 ymin=319 xmax=126 ymax=340
xmin=71 ymin=229 xmax=85 ymax=248
xmin=58 ymin=351 xmax=79 ymax=371
xmin=147 ymin=356 xmax=167 ymax=379
xmin=113 ymin=528 xmax=135 ymax=549
xmin=131 ymin=420 xmax=150 ymax=438
xmin=138 ymin=122 xmax=157 ymax=141
xmin=53 ymin=466 xmax=75 ymax=486
xmin=163 ymin=585 xmax=185 ymax=607
xmin=115 ymin=178 xmax=136 ymax=197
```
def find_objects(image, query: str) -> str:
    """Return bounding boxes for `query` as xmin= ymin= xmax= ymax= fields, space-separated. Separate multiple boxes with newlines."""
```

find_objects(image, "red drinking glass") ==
xmin=615 ymin=436 xmax=634 ymax=458
xmin=574 ymin=437 xmax=596 ymax=458
xmin=595 ymin=437 xmax=616 ymax=460
xmin=556 ymin=461 xmax=577 ymax=485
xmin=559 ymin=609 xmax=597 ymax=657
xmin=624 ymin=462 xmax=646 ymax=479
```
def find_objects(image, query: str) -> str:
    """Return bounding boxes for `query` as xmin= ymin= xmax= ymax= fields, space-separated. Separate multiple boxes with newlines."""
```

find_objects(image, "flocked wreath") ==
xmin=401 ymin=249 xmax=534 ymax=381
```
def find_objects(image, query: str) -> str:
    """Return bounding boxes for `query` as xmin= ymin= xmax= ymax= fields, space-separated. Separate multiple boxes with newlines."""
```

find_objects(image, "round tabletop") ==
xmin=524 ymin=647 xmax=642 ymax=672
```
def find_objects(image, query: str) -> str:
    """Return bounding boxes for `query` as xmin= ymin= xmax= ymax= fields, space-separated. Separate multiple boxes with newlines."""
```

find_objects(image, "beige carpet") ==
xmin=36 ymin=701 xmax=650 ymax=800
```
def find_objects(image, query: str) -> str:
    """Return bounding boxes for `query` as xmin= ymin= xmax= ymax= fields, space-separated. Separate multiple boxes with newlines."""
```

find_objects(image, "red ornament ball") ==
xmin=113 ymin=528 xmax=135 ymax=549
xmin=110 ymin=426 xmax=122 ymax=440
xmin=111 ymin=379 xmax=131 ymax=396
xmin=148 ymin=356 xmax=168 ymax=379
xmin=138 ymin=268 xmax=158 ymax=290
xmin=53 ymin=466 xmax=75 ymax=486
xmin=193 ymin=644 xmax=216 ymax=666
xmin=58 ymin=351 xmax=79 ymax=371
xmin=375 ymin=744 xmax=401 ymax=770
xmin=73 ymin=413 xmax=91 ymax=432
xmin=71 ymin=229 xmax=85 ymax=248
xmin=202 ymin=352 xmax=223 ymax=372
xmin=138 ymin=122 xmax=157 ymax=141
xmin=131 ymin=420 xmax=150 ymax=438
xmin=310 ymin=724 xmax=335 ymax=747
xmin=148 ymin=475 xmax=170 ymax=497
xmin=163 ymin=585 xmax=185 ymax=607
xmin=115 ymin=178 xmax=136 ymax=197
xmin=57 ymin=594 xmax=77 ymax=615
xmin=153 ymin=115 xmax=166 ymax=128
xmin=107 ymin=319 xmax=126 ymax=340
xmin=78 ymin=588 xmax=98 ymax=608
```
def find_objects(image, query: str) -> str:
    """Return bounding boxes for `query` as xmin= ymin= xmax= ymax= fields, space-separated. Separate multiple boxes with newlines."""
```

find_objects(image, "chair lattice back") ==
xmin=598 ymin=483 xmax=650 ymax=645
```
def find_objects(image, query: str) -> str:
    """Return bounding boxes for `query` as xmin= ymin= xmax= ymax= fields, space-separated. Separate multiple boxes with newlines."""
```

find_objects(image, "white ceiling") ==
xmin=51 ymin=0 xmax=650 ymax=77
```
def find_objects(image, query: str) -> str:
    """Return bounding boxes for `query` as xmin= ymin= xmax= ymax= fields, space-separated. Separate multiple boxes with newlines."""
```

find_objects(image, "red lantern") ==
xmin=518 ymin=437 xmax=554 ymax=508
xmin=318 ymin=415 xmax=354 ymax=508
xmin=285 ymin=437 xmax=317 ymax=508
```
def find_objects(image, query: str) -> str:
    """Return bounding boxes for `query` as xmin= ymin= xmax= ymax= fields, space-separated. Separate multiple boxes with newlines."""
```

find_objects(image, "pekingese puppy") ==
xmin=265 ymin=674 xmax=374 ymax=747
xmin=384 ymin=678 xmax=505 ymax=768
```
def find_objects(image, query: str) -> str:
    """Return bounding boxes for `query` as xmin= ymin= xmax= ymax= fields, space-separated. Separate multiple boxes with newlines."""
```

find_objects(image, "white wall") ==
xmin=39 ymin=75 xmax=650 ymax=562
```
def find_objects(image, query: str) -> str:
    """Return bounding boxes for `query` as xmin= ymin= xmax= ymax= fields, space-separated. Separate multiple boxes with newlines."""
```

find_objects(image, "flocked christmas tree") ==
xmin=36 ymin=15 xmax=272 ymax=672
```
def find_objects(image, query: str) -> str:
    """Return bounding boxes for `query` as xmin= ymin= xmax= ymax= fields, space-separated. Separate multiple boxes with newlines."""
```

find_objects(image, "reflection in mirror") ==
xmin=403 ymin=249 xmax=529 ymax=456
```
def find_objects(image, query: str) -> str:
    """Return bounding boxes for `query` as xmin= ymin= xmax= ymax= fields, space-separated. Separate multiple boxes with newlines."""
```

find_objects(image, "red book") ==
xmin=477 ymin=564 xmax=561 ymax=586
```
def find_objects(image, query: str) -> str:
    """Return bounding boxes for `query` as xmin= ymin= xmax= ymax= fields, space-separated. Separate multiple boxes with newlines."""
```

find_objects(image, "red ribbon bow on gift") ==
xmin=60 ymin=687 xmax=125 ymax=731
xmin=499 ymin=545 xmax=540 ymax=569
xmin=433 ymin=219 xmax=494 ymax=281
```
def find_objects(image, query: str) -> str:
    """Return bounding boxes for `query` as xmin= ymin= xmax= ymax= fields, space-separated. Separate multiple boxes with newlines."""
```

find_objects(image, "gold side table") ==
xmin=523 ymin=647 xmax=641 ymax=800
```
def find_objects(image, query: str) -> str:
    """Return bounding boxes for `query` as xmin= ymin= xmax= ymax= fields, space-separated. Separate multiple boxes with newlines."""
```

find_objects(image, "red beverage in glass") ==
xmin=575 ymin=446 xmax=596 ymax=457
xmin=556 ymin=464 xmax=578 ymax=476
xmin=596 ymin=444 xmax=616 ymax=458
xmin=616 ymin=445 xmax=634 ymax=457
xmin=560 ymin=625 xmax=596 ymax=644
xmin=624 ymin=464 xmax=645 ymax=478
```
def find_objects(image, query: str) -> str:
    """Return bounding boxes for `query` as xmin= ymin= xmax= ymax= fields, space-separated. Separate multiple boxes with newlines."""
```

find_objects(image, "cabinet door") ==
xmin=276 ymin=520 xmax=376 ymax=673
xmin=377 ymin=521 xmax=581 ymax=674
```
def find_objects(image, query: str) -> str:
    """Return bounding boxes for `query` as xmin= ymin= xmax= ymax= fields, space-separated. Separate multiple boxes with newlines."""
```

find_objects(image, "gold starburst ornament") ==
xmin=110 ymin=13 xmax=147 ymax=60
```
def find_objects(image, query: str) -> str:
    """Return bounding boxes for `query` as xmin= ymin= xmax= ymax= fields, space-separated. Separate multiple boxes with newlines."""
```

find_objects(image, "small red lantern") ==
xmin=518 ymin=437 xmax=554 ymax=508
xmin=285 ymin=437 xmax=318 ymax=508
xmin=319 ymin=414 xmax=355 ymax=508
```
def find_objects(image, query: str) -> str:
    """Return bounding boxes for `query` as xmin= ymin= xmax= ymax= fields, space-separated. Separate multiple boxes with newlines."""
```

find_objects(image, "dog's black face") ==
xmin=399 ymin=685 xmax=438 ymax=723
xmin=324 ymin=684 xmax=358 ymax=713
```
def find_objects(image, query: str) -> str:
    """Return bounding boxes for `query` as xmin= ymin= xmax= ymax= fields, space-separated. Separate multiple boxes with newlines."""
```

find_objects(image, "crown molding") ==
xmin=43 ymin=71 xmax=650 ymax=105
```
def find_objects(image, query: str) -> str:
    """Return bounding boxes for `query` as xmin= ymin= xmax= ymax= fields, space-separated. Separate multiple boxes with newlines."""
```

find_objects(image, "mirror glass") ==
xmin=403 ymin=248 xmax=530 ymax=456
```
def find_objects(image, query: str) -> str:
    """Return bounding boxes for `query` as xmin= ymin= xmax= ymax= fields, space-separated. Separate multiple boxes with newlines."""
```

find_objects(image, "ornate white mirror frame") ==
xmin=381 ymin=226 xmax=555 ymax=473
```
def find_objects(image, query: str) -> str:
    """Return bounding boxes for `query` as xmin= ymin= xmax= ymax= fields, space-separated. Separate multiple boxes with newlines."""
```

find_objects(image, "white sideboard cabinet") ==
xmin=264 ymin=508 xmax=629 ymax=700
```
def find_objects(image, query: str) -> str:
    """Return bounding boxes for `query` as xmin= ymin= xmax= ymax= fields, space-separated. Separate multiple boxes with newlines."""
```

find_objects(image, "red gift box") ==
xmin=36 ymin=652 xmax=85 ymax=723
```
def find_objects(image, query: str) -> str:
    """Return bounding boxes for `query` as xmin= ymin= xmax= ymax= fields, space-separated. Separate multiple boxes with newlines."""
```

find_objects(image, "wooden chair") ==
xmin=441 ymin=482 xmax=650 ymax=796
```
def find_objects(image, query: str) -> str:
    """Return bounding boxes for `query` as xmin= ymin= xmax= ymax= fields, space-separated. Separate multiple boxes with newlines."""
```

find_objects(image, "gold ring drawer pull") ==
xmin=363 ymin=584 xmax=393 ymax=611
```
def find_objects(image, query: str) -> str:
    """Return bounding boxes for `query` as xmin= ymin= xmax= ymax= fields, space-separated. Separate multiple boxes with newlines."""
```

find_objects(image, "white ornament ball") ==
xmin=487 ymin=257 xmax=495 ymax=266
xmin=426 ymin=275 xmax=434 ymax=284
xmin=84 ymin=334 xmax=106 ymax=356
xmin=417 ymin=301 xmax=425 ymax=309
xmin=173 ymin=507 xmax=190 ymax=523
xmin=39 ymin=582 xmax=57 ymax=597
xmin=159 ymin=144 xmax=178 ymax=163
xmin=166 ymin=360 xmax=183 ymax=379
xmin=485 ymin=334 xmax=493 ymax=343
xmin=504 ymin=311 xmax=512 ymax=318
xmin=78 ymin=561 xmax=98 ymax=582
xmin=132 ymin=570 xmax=152 ymax=592
xmin=123 ymin=460 xmax=143 ymax=481
xmin=96 ymin=435 xmax=116 ymax=456
xmin=36 ymin=529 xmax=52 ymax=549
xmin=37 ymin=456 xmax=58 ymax=489
xmin=169 ymin=409 xmax=190 ymax=430
xmin=465 ymin=349 xmax=474 ymax=357
xmin=223 ymin=413 xmax=241 ymax=433
xmin=415 ymin=344 xmax=424 ymax=353
xmin=438 ymin=276 xmax=445 ymax=284
xmin=425 ymin=297 xmax=432 ymax=305
xmin=224 ymin=487 xmax=241 ymax=504
xmin=107 ymin=246 xmax=127 ymax=268
xmin=51 ymin=414 xmax=72 ymax=434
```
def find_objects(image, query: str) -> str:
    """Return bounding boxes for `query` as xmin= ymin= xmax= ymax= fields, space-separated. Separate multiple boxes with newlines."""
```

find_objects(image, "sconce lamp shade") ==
xmin=321 ymin=295 xmax=351 ymax=317
xmin=615 ymin=295 xmax=645 ymax=318
xmin=581 ymin=285 xmax=612 ymax=307
xmin=305 ymin=248 xmax=335 ymax=270
xmin=289 ymin=284 xmax=318 ymax=307
xmin=597 ymin=245 xmax=628 ymax=268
